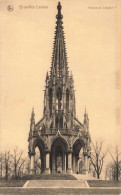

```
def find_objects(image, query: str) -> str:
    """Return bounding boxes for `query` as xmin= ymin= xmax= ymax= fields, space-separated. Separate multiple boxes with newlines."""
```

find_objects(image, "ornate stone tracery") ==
xmin=28 ymin=2 xmax=91 ymax=175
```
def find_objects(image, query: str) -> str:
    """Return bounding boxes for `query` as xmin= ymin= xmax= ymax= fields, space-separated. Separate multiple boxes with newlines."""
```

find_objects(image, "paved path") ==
xmin=23 ymin=180 xmax=87 ymax=188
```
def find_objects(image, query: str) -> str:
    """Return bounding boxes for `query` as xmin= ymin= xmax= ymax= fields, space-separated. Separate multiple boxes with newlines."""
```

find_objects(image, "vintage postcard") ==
xmin=0 ymin=0 xmax=121 ymax=193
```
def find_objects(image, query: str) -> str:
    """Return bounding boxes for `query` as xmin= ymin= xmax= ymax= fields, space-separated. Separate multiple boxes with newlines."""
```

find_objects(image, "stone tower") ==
xmin=28 ymin=2 xmax=91 ymax=175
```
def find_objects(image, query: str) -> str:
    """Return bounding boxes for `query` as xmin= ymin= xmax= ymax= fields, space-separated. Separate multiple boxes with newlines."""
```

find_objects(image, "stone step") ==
xmin=24 ymin=180 xmax=87 ymax=188
xmin=23 ymin=173 xmax=76 ymax=180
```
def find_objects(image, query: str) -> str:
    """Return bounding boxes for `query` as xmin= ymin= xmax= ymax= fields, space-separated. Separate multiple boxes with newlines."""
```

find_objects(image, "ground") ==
xmin=88 ymin=180 xmax=121 ymax=187
xmin=0 ymin=188 xmax=121 ymax=195
xmin=0 ymin=176 xmax=121 ymax=194
xmin=0 ymin=180 xmax=26 ymax=187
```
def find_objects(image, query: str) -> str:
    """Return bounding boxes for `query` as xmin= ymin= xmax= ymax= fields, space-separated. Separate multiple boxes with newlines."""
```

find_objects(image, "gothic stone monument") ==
xmin=28 ymin=2 xmax=91 ymax=175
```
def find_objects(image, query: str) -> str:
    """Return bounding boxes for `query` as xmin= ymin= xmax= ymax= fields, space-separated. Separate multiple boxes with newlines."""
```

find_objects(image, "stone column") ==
xmin=62 ymin=152 xmax=65 ymax=173
xmin=84 ymin=155 xmax=88 ymax=175
xmin=45 ymin=152 xmax=50 ymax=174
xmin=30 ymin=154 xmax=35 ymax=175
xmin=67 ymin=152 xmax=72 ymax=174
xmin=52 ymin=153 xmax=56 ymax=173
xmin=77 ymin=159 xmax=80 ymax=173
xmin=87 ymin=156 xmax=90 ymax=172
xmin=72 ymin=154 xmax=76 ymax=173
xmin=65 ymin=153 xmax=66 ymax=173
xmin=75 ymin=155 xmax=79 ymax=173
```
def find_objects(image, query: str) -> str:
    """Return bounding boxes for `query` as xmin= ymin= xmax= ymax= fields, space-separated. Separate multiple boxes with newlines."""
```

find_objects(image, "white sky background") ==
xmin=0 ymin=0 xmax=121 ymax=158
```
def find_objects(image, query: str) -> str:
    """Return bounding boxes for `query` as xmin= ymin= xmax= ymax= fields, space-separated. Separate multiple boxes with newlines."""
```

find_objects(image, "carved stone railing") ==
xmin=32 ymin=128 xmax=73 ymax=137
xmin=29 ymin=128 xmax=90 ymax=140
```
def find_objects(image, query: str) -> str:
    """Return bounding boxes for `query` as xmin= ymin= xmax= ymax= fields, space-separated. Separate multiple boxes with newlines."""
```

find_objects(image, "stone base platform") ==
xmin=23 ymin=174 xmax=96 ymax=188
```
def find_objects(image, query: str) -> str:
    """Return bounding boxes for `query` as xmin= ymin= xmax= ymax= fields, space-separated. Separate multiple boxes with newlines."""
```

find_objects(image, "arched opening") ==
xmin=51 ymin=137 xmax=68 ymax=173
xmin=35 ymin=147 xmax=41 ymax=174
xmin=66 ymin=89 xmax=69 ymax=110
xmin=49 ymin=88 xmax=53 ymax=115
xmin=50 ymin=121 xmax=53 ymax=129
xmin=79 ymin=159 xmax=84 ymax=174
xmin=78 ymin=149 xmax=84 ymax=174
xmin=56 ymin=145 xmax=63 ymax=173
xmin=73 ymin=139 xmax=85 ymax=174
xmin=56 ymin=88 xmax=63 ymax=128
xmin=55 ymin=113 xmax=63 ymax=129
xmin=33 ymin=138 xmax=45 ymax=174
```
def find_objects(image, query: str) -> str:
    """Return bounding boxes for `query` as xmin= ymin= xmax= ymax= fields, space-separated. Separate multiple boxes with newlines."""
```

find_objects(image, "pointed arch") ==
xmin=51 ymin=133 xmax=69 ymax=173
xmin=51 ymin=132 xmax=69 ymax=152
xmin=32 ymin=137 xmax=45 ymax=153
xmin=32 ymin=137 xmax=45 ymax=173
xmin=56 ymin=87 xmax=62 ymax=111
xmin=73 ymin=138 xmax=85 ymax=155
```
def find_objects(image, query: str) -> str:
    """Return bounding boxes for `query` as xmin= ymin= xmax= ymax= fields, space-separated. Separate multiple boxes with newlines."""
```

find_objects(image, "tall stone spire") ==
xmin=84 ymin=106 xmax=89 ymax=131
xmin=50 ymin=2 xmax=68 ymax=81
xmin=29 ymin=108 xmax=35 ymax=138
xmin=41 ymin=2 xmax=76 ymax=131
xmin=30 ymin=108 xmax=35 ymax=131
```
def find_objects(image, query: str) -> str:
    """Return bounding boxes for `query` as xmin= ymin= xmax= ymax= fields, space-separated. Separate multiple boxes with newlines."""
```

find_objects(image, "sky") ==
xmin=0 ymin=0 xmax=121 ymax=156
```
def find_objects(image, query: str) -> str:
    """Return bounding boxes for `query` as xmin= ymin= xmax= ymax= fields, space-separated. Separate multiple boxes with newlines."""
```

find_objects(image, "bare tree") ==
xmin=90 ymin=141 xmax=107 ymax=179
xmin=105 ymin=162 xmax=114 ymax=180
xmin=17 ymin=156 xmax=27 ymax=178
xmin=3 ymin=150 xmax=11 ymax=180
xmin=0 ymin=152 xmax=3 ymax=179
xmin=11 ymin=147 xmax=27 ymax=179
xmin=89 ymin=160 xmax=96 ymax=177
xmin=0 ymin=148 xmax=29 ymax=179
xmin=24 ymin=157 xmax=31 ymax=175
xmin=108 ymin=146 xmax=121 ymax=181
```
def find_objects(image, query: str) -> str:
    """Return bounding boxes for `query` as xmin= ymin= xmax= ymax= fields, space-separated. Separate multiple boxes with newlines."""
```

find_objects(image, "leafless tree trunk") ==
xmin=4 ymin=151 xmax=11 ymax=180
xmin=0 ymin=149 xmax=28 ymax=179
xmin=24 ymin=158 xmax=31 ymax=175
xmin=108 ymin=147 xmax=121 ymax=181
xmin=17 ymin=157 xmax=27 ymax=177
xmin=11 ymin=147 xmax=25 ymax=179
xmin=90 ymin=141 xmax=107 ymax=179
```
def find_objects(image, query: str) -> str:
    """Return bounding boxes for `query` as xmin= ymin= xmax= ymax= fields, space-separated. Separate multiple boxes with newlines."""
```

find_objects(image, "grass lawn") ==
xmin=87 ymin=180 xmax=121 ymax=187
xmin=0 ymin=188 xmax=121 ymax=195
xmin=0 ymin=180 xmax=26 ymax=187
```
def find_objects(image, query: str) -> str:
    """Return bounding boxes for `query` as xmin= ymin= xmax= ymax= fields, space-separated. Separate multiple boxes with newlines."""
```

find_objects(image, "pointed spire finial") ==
xmin=84 ymin=105 xmax=88 ymax=118
xmin=46 ymin=71 xmax=49 ymax=79
xmin=84 ymin=106 xmax=89 ymax=131
xmin=56 ymin=2 xmax=63 ymax=20
xmin=31 ymin=107 xmax=35 ymax=118
xmin=30 ymin=107 xmax=35 ymax=132
xmin=50 ymin=2 xmax=68 ymax=80
xmin=85 ymin=105 xmax=86 ymax=114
